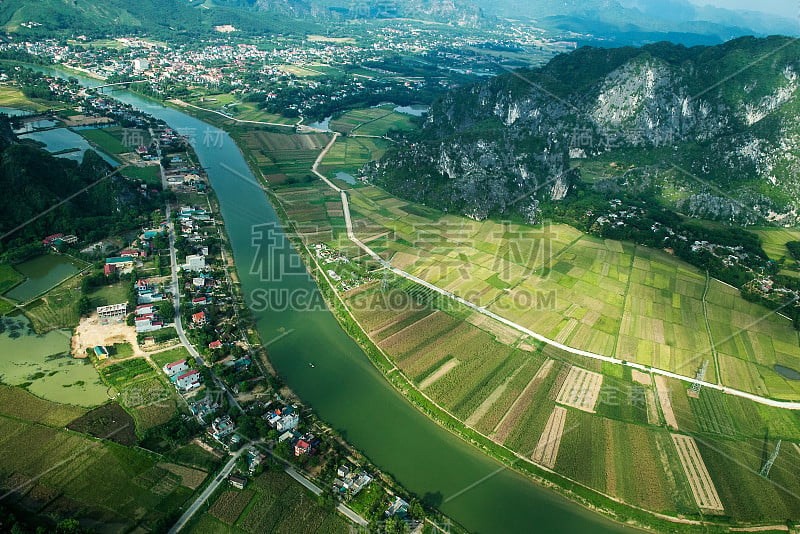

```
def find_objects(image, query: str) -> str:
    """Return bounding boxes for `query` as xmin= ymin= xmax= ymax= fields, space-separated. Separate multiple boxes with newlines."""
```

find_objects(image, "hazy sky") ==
xmin=687 ymin=0 xmax=797 ymax=18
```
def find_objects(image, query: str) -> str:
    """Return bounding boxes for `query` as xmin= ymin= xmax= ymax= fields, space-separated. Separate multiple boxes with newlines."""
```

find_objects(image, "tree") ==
xmin=157 ymin=301 xmax=175 ymax=322
xmin=77 ymin=295 xmax=92 ymax=317
xmin=407 ymin=499 xmax=424 ymax=520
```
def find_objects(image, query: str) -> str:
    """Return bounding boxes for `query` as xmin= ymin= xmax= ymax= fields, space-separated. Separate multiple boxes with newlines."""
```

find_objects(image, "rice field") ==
xmin=239 ymin=130 xmax=330 ymax=184
xmin=329 ymin=106 xmax=415 ymax=136
xmin=343 ymin=185 xmax=800 ymax=399
xmin=0 ymin=413 xmax=194 ymax=531
xmin=192 ymin=470 xmax=351 ymax=534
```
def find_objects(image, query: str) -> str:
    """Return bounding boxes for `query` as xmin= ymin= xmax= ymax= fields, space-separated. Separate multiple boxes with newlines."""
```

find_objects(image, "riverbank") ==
xmin=209 ymin=120 xmax=795 ymax=533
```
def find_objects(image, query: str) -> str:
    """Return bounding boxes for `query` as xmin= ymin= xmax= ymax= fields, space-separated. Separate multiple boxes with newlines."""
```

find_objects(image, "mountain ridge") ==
xmin=372 ymin=36 xmax=800 ymax=225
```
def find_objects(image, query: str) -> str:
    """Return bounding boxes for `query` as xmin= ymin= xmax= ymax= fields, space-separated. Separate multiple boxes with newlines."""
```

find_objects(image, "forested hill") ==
xmin=371 ymin=36 xmax=800 ymax=225
xmin=0 ymin=0 xmax=318 ymax=39
xmin=0 ymin=117 xmax=160 ymax=260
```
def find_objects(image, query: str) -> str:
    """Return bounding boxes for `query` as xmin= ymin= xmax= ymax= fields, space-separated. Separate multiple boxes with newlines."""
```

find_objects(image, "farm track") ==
xmin=418 ymin=359 xmax=459 ymax=390
xmin=464 ymin=360 xmax=532 ymax=428
xmin=311 ymin=134 xmax=800 ymax=410
xmin=654 ymin=376 xmax=679 ymax=430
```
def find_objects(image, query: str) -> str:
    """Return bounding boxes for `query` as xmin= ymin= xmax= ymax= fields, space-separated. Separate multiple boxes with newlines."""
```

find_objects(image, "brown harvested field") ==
xmin=464 ymin=360 xmax=533 ymax=427
xmin=645 ymin=388 xmax=661 ymax=425
xmin=555 ymin=366 xmax=603 ymax=413
xmin=531 ymin=406 xmax=567 ymax=468
xmin=418 ymin=359 xmax=459 ymax=390
xmin=492 ymin=359 xmax=554 ymax=443
xmin=654 ymin=375 xmax=679 ymax=430
xmin=671 ymin=433 xmax=724 ymax=512
xmin=157 ymin=462 xmax=207 ymax=490
xmin=632 ymin=369 xmax=652 ymax=385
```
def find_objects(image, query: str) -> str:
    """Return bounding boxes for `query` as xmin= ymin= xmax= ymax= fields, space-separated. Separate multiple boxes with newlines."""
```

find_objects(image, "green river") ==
xmin=35 ymin=67 xmax=633 ymax=533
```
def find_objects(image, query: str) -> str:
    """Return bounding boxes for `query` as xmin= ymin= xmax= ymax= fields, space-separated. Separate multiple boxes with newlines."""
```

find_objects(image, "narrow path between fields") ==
xmin=311 ymin=132 xmax=800 ymax=410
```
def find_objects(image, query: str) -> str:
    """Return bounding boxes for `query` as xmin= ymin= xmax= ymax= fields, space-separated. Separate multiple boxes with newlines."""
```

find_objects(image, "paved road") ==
xmin=311 ymin=132 xmax=800 ymax=411
xmin=168 ymin=448 xmax=246 ymax=534
xmin=153 ymin=130 xmax=202 ymax=364
xmin=284 ymin=466 xmax=369 ymax=526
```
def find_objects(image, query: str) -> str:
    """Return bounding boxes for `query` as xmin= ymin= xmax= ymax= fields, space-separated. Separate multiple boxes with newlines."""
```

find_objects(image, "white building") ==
xmin=133 ymin=58 xmax=150 ymax=71
xmin=163 ymin=359 xmax=189 ymax=377
xmin=276 ymin=413 xmax=300 ymax=432
xmin=175 ymin=370 xmax=201 ymax=390
xmin=97 ymin=303 xmax=127 ymax=324
xmin=184 ymin=254 xmax=206 ymax=272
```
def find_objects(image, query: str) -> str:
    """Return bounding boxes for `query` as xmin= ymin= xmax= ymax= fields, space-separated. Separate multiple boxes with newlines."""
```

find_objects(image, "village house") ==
xmin=93 ymin=346 xmax=109 ymax=360
xmin=174 ymin=369 xmax=201 ymax=391
xmin=163 ymin=359 xmax=189 ymax=377
xmin=294 ymin=433 xmax=320 ymax=457
xmin=192 ymin=311 xmax=207 ymax=325
xmin=210 ymin=415 xmax=235 ymax=440
xmin=228 ymin=474 xmax=247 ymax=490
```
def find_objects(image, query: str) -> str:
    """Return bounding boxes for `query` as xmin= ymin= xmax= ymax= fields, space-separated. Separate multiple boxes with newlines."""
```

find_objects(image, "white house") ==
xmin=175 ymin=370 xmax=201 ymax=390
xmin=276 ymin=413 xmax=300 ymax=432
xmin=184 ymin=254 xmax=206 ymax=272
xmin=163 ymin=359 xmax=189 ymax=377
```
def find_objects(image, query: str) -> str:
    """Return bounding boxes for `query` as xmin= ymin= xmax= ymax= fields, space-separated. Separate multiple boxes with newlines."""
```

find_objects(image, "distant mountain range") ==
xmin=372 ymin=36 xmax=800 ymax=225
xmin=472 ymin=0 xmax=800 ymax=45
xmin=1 ymin=0 xmax=796 ymax=46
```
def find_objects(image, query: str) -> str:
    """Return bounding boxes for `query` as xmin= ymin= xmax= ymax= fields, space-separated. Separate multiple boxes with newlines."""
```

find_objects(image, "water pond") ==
xmin=4 ymin=255 xmax=85 ymax=302
xmin=0 ymin=315 xmax=108 ymax=407
xmin=19 ymin=127 xmax=119 ymax=166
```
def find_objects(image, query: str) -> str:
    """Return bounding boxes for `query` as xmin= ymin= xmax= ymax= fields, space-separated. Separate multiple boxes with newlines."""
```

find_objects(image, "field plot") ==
xmin=345 ymin=186 xmax=800 ymax=396
xmin=0 ymin=385 xmax=85 ymax=427
xmin=704 ymin=279 xmax=800 ymax=399
xmin=654 ymin=375 xmax=679 ymax=430
xmin=239 ymin=130 xmax=329 ymax=184
xmin=329 ymin=106 xmax=415 ymax=136
xmin=78 ymin=126 xmax=131 ymax=154
xmin=531 ymin=406 xmax=567 ymax=468
xmin=318 ymin=136 xmax=390 ymax=178
xmin=498 ymin=360 xmax=559 ymax=448
xmin=210 ymin=489 xmax=254 ymax=525
xmin=697 ymin=437 xmax=800 ymax=521
xmin=555 ymin=366 xmax=603 ymax=412
xmin=0 ymin=414 xmax=193 ymax=531
xmin=192 ymin=470 xmax=350 ymax=534
xmin=671 ymin=434 xmax=724 ymax=512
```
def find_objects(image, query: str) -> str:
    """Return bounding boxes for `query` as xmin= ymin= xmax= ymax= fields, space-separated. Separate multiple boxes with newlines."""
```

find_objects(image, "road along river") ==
xmin=36 ymin=67 xmax=634 ymax=534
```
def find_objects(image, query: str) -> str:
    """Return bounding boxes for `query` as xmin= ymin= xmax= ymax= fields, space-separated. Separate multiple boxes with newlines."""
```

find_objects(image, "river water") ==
xmin=35 ymin=67 xmax=633 ymax=534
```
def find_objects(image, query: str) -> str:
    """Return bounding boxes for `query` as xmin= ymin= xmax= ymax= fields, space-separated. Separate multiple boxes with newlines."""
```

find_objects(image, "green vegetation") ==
xmin=0 ymin=385 xmax=86 ymax=426
xmin=0 ymin=263 xmax=23 ymax=294
xmin=151 ymin=346 xmax=192 ymax=369
xmin=121 ymin=164 xmax=161 ymax=185
xmin=100 ymin=358 xmax=155 ymax=387
xmin=77 ymin=126 xmax=129 ymax=154
xmin=234 ymin=128 xmax=329 ymax=185
xmin=188 ymin=470 xmax=350 ymax=534
xmin=0 ymin=407 xmax=192 ymax=531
